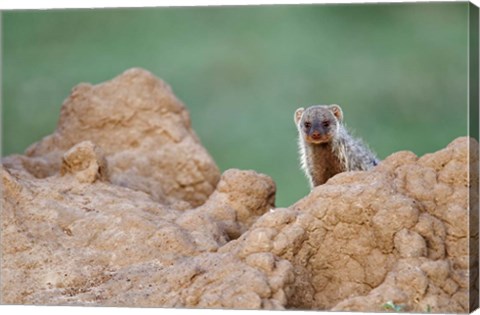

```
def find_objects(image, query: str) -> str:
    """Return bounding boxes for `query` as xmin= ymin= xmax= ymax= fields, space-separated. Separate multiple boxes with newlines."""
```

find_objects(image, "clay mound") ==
xmin=2 ymin=68 xmax=220 ymax=208
xmin=1 ymin=68 xmax=477 ymax=312
xmin=224 ymin=137 xmax=478 ymax=312
xmin=2 ymin=156 xmax=287 ymax=308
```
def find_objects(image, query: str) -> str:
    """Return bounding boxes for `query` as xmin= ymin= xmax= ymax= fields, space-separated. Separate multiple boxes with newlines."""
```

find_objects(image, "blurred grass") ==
xmin=2 ymin=3 xmax=469 ymax=207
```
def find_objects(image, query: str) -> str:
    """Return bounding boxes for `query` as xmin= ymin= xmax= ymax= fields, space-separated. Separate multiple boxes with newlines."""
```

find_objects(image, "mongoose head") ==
xmin=294 ymin=105 xmax=343 ymax=144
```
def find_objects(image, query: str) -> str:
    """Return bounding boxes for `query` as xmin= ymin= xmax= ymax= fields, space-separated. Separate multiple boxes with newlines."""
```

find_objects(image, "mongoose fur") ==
xmin=294 ymin=104 xmax=379 ymax=188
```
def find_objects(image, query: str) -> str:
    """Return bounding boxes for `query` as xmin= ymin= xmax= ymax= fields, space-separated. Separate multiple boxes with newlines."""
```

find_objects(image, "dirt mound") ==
xmin=2 ymin=68 xmax=220 ymax=208
xmin=227 ymin=137 xmax=478 ymax=312
xmin=1 ymin=68 xmax=477 ymax=312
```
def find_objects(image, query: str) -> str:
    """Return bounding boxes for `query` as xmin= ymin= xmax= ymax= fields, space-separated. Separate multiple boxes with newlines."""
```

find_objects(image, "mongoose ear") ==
xmin=329 ymin=104 xmax=343 ymax=122
xmin=294 ymin=107 xmax=304 ymax=124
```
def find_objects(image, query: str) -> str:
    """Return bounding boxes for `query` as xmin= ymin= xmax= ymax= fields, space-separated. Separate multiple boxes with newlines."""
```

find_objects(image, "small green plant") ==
xmin=383 ymin=300 xmax=404 ymax=312
xmin=426 ymin=304 xmax=432 ymax=313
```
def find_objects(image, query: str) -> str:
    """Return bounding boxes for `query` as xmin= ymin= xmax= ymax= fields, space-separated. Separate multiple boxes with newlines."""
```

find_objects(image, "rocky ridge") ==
xmin=1 ymin=68 xmax=477 ymax=312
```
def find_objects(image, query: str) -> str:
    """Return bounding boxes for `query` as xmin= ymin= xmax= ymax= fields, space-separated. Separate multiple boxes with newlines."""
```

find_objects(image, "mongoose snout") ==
xmin=307 ymin=128 xmax=330 ymax=143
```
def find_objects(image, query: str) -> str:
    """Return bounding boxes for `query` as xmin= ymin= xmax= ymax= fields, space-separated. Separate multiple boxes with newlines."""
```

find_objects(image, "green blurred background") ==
xmin=2 ymin=3 xmax=469 ymax=206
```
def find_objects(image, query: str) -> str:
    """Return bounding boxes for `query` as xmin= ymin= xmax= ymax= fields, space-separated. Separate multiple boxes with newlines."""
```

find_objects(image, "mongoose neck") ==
xmin=304 ymin=141 xmax=345 ymax=186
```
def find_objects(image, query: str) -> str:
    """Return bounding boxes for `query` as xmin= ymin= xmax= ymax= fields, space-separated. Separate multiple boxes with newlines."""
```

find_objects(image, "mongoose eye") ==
xmin=304 ymin=122 xmax=311 ymax=128
xmin=322 ymin=121 xmax=330 ymax=128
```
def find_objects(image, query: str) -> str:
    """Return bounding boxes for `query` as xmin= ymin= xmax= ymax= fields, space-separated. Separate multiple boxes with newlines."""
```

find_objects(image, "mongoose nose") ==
xmin=311 ymin=131 xmax=321 ymax=140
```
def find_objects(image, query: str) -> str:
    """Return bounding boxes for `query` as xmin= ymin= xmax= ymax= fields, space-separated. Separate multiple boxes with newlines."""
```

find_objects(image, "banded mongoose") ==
xmin=294 ymin=104 xmax=379 ymax=188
